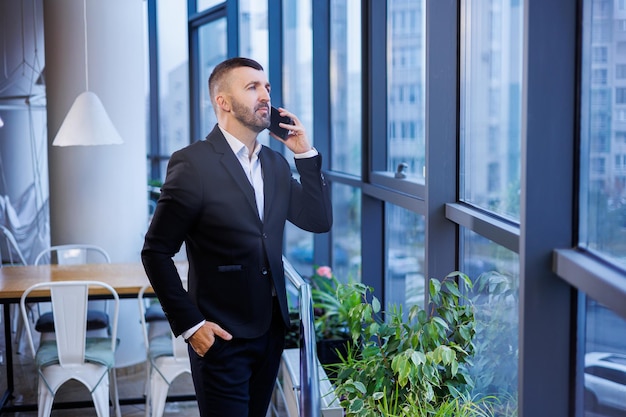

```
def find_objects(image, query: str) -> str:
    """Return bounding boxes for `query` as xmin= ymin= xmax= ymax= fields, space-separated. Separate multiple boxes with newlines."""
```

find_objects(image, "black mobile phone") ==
xmin=269 ymin=106 xmax=293 ymax=139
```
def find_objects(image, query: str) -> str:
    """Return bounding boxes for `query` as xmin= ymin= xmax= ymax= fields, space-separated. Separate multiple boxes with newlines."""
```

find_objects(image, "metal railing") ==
xmin=282 ymin=256 xmax=321 ymax=417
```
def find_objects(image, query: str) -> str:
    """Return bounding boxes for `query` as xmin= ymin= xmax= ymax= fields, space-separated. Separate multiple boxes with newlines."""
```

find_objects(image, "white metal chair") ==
xmin=34 ymin=244 xmax=112 ymax=265
xmin=19 ymin=280 xmax=121 ymax=417
xmin=138 ymin=283 xmax=191 ymax=417
xmin=34 ymin=245 xmax=112 ymax=336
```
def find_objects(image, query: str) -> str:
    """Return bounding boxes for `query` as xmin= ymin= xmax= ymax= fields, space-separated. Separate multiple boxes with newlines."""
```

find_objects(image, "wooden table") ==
xmin=0 ymin=262 xmax=175 ymax=301
xmin=0 ymin=261 xmax=190 ymax=413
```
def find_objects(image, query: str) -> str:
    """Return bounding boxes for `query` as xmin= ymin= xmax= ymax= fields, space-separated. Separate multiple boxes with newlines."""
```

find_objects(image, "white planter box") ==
xmin=277 ymin=348 xmax=343 ymax=417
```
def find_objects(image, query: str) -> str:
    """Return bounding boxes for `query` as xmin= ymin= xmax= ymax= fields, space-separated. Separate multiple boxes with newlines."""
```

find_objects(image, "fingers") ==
xmin=276 ymin=107 xmax=300 ymax=125
xmin=188 ymin=321 xmax=233 ymax=357
xmin=209 ymin=322 xmax=233 ymax=341
xmin=273 ymin=107 xmax=312 ymax=153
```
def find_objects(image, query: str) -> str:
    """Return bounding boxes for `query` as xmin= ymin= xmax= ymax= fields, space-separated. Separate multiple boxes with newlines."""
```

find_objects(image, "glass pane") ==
xmin=330 ymin=0 xmax=362 ymax=176
xmin=197 ymin=18 xmax=227 ymax=139
xmin=332 ymin=183 xmax=361 ymax=283
xmin=580 ymin=0 xmax=626 ymax=269
xmin=583 ymin=296 xmax=626 ymax=416
xmin=157 ymin=0 xmax=189 ymax=157
xmin=282 ymin=0 xmax=313 ymax=163
xmin=285 ymin=222 xmax=313 ymax=276
xmin=197 ymin=0 xmax=222 ymax=13
xmin=460 ymin=0 xmax=523 ymax=221
xmin=385 ymin=204 xmax=425 ymax=313
xmin=461 ymin=228 xmax=519 ymax=414
xmin=386 ymin=0 xmax=426 ymax=181
xmin=285 ymin=208 xmax=314 ymax=278
xmin=239 ymin=0 xmax=270 ymax=147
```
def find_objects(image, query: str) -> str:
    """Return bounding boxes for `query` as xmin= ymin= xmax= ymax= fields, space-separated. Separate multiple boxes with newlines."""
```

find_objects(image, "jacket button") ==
xmin=262 ymin=233 xmax=268 ymax=239
xmin=261 ymin=267 xmax=269 ymax=276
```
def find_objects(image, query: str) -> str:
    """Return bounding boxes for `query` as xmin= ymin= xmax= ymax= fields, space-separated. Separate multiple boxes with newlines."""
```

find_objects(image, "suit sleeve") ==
xmin=141 ymin=151 xmax=206 ymax=336
xmin=288 ymin=154 xmax=333 ymax=233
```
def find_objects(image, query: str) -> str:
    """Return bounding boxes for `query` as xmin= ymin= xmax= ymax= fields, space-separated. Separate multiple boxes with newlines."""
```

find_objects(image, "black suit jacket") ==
xmin=141 ymin=125 xmax=332 ymax=339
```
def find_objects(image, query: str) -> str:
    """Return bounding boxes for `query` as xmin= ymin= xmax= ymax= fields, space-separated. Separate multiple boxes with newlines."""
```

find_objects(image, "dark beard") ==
xmin=231 ymin=99 xmax=271 ymax=133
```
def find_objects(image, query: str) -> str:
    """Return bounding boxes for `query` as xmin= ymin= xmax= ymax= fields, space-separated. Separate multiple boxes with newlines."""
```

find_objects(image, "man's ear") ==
xmin=215 ymin=95 xmax=231 ymax=112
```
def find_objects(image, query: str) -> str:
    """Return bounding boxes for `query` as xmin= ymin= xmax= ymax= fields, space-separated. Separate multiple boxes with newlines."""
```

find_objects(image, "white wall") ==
xmin=44 ymin=0 xmax=148 ymax=264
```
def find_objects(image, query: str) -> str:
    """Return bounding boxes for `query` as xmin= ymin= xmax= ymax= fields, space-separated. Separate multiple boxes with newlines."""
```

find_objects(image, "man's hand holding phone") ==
xmin=268 ymin=106 xmax=313 ymax=154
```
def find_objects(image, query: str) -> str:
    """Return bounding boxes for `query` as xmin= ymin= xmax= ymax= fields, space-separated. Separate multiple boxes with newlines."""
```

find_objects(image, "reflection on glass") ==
xmin=198 ymin=18 xmax=226 ymax=138
xmin=384 ymin=204 xmax=425 ymax=313
xmin=460 ymin=0 xmax=523 ymax=221
xmin=580 ymin=0 xmax=626 ymax=269
xmin=156 ymin=0 xmax=189 ymax=176
xmin=285 ymin=220 xmax=314 ymax=277
xmin=583 ymin=297 xmax=626 ymax=416
xmin=285 ymin=175 xmax=313 ymax=276
xmin=461 ymin=228 xmax=519 ymax=414
xmin=386 ymin=0 xmax=426 ymax=181
xmin=330 ymin=0 xmax=362 ymax=176
xmin=197 ymin=0 xmax=222 ymax=13
xmin=282 ymin=0 xmax=313 ymax=163
xmin=239 ymin=0 xmax=270 ymax=147
xmin=332 ymin=183 xmax=361 ymax=282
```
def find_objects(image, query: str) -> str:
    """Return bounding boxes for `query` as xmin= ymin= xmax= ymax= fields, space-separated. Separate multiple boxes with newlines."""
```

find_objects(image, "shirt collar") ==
xmin=219 ymin=126 xmax=261 ymax=158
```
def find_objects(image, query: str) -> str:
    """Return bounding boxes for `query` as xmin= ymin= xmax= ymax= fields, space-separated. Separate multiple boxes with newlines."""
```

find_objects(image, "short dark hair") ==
xmin=208 ymin=57 xmax=264 ymax=102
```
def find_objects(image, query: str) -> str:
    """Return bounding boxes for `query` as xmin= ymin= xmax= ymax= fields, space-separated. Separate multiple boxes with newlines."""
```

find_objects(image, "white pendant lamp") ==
xmin=52 ymin=0 xmax=123 ymax=147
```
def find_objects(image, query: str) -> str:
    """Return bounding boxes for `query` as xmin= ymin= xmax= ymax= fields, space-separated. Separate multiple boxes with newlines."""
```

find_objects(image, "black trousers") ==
xmin=189 ymin=298 xmax=286 ymax=417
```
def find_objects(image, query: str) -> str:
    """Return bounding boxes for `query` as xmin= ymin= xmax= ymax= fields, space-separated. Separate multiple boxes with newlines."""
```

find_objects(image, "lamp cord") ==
xmin=83 ymin=0 xmax=89 ymax=91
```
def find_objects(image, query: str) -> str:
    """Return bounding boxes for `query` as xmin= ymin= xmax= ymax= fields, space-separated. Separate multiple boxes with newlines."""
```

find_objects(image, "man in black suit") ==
xmin=141 ymin=57 xmax=333 ymax=417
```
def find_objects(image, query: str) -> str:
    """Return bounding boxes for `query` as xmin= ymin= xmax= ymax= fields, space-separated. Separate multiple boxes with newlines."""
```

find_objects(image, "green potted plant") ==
xmin=328 ymin=271 xmax=499 ymax=417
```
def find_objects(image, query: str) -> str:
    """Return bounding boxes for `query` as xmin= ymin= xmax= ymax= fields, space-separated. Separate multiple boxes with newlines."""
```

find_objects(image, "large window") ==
xmin=386 ymin=0 xmax=425 ymax=182
xmin=461 ymin=229 xmax=519 ymax=409
xmin=144 ymin=2 xmax=599 ymax=414
xmin=282 ymin=0 xmax=314 ymax=275
xmin=456 ymin=0 xmax=523 ymax=412
xmin=580 ymin=0 xmax=626 ymax=270
xmin=460 ymin=0 xmax=523 ymax=221
xmin=282 ymin=0 xmax=313 ymax=158
xmin=330 ymin=0 xmax=362 ymax=176
xmin=148 ymin=0 xmax=189 ymax=185
xmin=197 ymin=18 xmax=227 ymax=139
xmin=385 ymin=204 xmax=424 ymax=313
xmin=332 ymin=183 xmax=361 ymax=282
xmin=577 ymin=3 xmax=626 ymax=415
xmin=156 ymin=1 xmax=189 ymax=158
xmin=239 ymin=0 xmax=270 ymax=147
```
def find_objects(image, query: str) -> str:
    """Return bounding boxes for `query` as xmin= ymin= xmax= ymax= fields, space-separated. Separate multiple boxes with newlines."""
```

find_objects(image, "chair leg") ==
xmin=110 ymin=368 xmax=122 ymax=417
xmin=92 ymin=376 xmax=111 ymax=417
xmin=144 ymin=365 xmax=152 ymax=417
xmin=150 ymin=371 xmax=171 ymax=417
xmin=14 ymin=303 xmax=37 ymax=354
xmin=37 ymin=382 xmax=54 ymax=417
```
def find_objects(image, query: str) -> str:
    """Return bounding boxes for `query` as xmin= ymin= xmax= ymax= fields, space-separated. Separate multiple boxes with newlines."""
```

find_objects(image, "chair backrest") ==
xmin=20 ymin=280 xmax=119 ymax=363
xmin=0 ymin=224 xmax=27 ymax=266
xmin=171 ymin=325 xmax=188 ymax=359
xmin=138 ymin=282 xmax=188 ymax=361
xmin=34 ymin=244 xmax=111 ymax=266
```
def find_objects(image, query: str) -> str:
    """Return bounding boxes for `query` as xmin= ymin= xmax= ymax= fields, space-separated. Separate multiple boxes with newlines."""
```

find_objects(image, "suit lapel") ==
xmin=259 ymin=148 xmax=275 ymax=223
xmin=207 ymin=127 xmax=262 ymax=222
